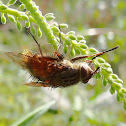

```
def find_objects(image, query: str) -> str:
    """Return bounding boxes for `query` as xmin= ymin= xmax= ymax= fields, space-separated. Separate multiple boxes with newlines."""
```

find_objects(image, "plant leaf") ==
xmin=11 ymin=100 xmax=55 ymax=126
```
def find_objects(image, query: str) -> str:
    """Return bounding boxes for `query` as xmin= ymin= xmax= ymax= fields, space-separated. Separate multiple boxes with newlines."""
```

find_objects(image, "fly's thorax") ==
xmin=85 ymin=60 xmax=95 ymax=71
xmin=61 ymin=60 xmax=74 ymax=68
xmin=72 ymin=62 xmax=91 ymax=70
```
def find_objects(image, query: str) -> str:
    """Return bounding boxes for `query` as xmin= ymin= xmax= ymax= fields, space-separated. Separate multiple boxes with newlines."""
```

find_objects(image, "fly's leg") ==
xmin=93 ymin=66 xmax=100 ymax=75
xmin=71 ymin=45 xmax=119 ymax=62
xmin=25 ymin=27 xmax=43 ymax=57
xmin=54 ymin=25 xmax=64 ymax=60
xmin=24 ymin=80 xmax=52 ymax=87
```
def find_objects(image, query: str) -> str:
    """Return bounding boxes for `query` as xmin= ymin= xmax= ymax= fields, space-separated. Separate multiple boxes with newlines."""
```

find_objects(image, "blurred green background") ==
xmin=0 ymin=0 xmax=126 ymax=126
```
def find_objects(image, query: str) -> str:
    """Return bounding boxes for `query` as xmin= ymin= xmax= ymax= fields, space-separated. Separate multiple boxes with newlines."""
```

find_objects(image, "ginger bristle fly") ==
xmin=6 ymin=27 xmax=119 ymax=88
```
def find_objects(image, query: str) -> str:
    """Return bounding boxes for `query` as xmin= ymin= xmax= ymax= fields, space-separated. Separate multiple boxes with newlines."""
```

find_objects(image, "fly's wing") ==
xmin=6 ymin=52 xmax=59 ymax=78
xmin=5 ymin=52 xmax=28 ymax=68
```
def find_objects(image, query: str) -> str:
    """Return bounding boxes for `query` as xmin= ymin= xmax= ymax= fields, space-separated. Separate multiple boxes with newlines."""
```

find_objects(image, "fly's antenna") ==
xmin=91 ymin=45 xmax=119 ymax=60
xmin=25 ymin=27 xmax=43 ymax=57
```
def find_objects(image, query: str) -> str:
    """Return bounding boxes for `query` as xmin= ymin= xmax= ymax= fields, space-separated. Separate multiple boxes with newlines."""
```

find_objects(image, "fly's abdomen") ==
xmin=52 ymin=67 xmax=80 ymax=87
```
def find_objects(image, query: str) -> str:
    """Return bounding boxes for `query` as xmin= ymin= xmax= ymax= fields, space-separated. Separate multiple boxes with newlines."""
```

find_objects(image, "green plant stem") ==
xmin=0 ymin=5 xmax=36 ymax=23
xmin=0 ymin=7 xmax=25 ymax=17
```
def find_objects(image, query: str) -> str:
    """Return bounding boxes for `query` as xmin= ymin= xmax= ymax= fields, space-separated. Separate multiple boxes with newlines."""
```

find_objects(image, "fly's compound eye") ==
xmin=80 ymin=65 xmax=94 ymax=83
